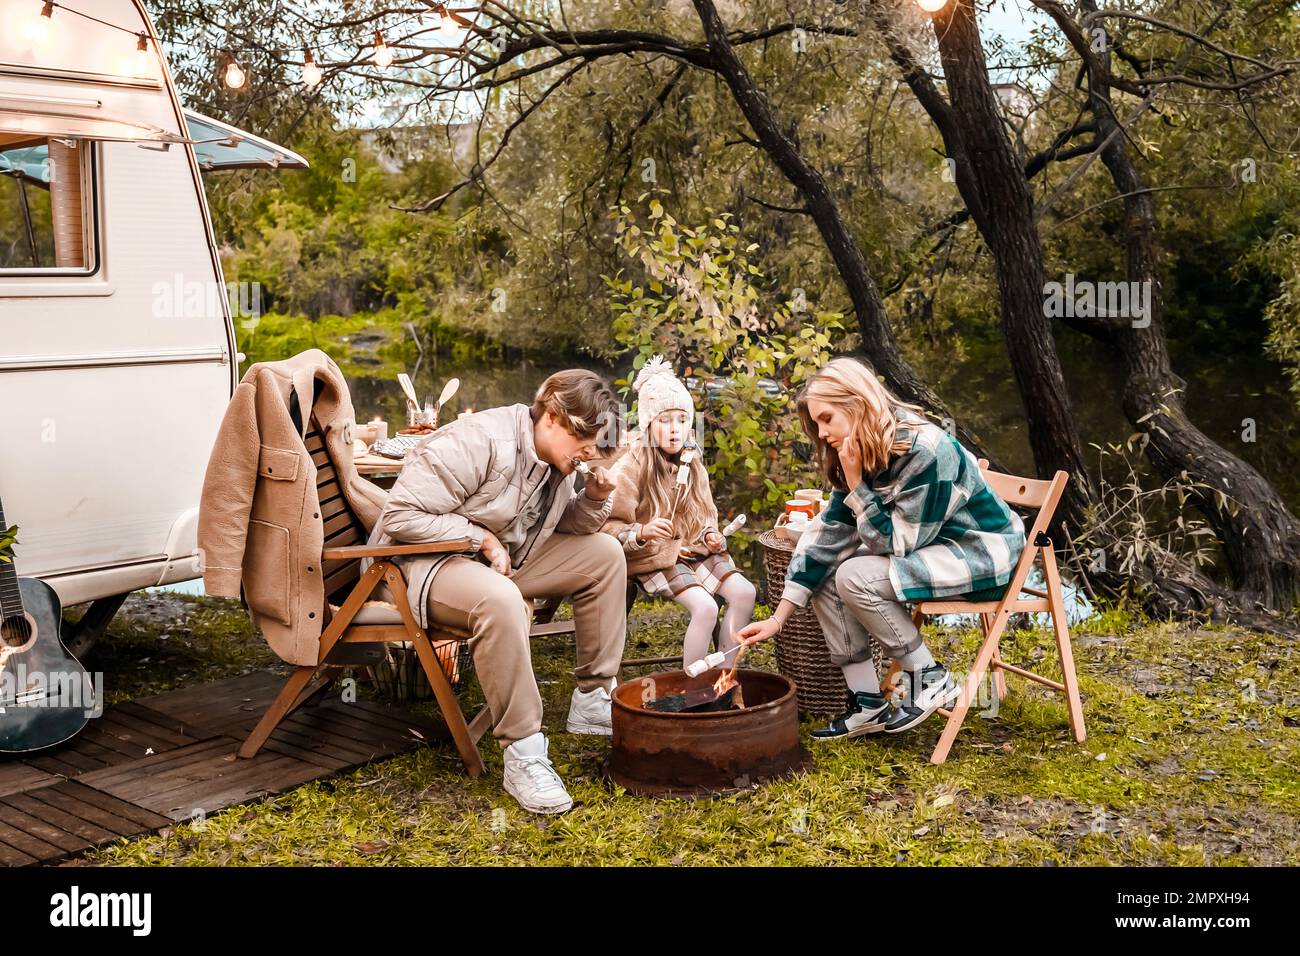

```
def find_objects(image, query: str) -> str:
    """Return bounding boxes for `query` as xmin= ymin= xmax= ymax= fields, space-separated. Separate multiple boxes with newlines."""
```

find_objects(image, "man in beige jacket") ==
xmin=364 ymin=370 xmax=627 ymax=814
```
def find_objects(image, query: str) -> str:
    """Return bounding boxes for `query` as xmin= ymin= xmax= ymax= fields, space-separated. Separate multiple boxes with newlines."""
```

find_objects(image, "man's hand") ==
xmin=479 ymin=528 xmax=511 ymax=575
xmin=638 ymin=516 xmax=674 ymax=543
xmin=704 ymin=530 xmax=727 ymax=554
xmin=582 ymin=464 xmax=615 ymax=501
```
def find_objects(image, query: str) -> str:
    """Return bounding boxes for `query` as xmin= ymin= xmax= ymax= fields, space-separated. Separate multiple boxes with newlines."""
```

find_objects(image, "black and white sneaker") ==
xmin=884 ymin=665 xmax=961 ymax=734
xmin=811 ymin=691 xmax=893 ymax=741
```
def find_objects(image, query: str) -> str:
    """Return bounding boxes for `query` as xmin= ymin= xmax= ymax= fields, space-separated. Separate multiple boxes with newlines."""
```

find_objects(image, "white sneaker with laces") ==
xmin=502 ymin=733 xmax=573 ymax=815
xmin=566 ymin=684 xmax=613 ymax=735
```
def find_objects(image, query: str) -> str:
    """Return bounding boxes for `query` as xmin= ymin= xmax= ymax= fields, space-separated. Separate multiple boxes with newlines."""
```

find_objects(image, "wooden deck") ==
xmin=0 ymin=671 xmax=449 ymax=865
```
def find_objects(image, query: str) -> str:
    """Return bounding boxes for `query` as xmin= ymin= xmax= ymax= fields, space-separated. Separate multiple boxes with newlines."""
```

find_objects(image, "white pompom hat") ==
xmin=633 ymin=354 xmax=694 ymax=428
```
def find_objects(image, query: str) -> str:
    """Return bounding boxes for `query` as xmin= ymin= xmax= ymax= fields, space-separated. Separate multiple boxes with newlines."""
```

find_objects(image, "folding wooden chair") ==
xmin=239 ymin=419 xmax=586 ymax=777
xmin=238 ymin=418 xmax=489 ymax=775
xmin=911 ymin=463 xmax=1086 ymax=765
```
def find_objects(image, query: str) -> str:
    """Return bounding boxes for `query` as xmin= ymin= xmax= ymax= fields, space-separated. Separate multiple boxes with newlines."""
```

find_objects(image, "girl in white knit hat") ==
xmin=602 ymin=356 xmax=756 ymax=665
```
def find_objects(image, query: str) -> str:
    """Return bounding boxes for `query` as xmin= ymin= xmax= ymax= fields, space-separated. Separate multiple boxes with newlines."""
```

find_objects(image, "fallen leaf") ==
xmin=912 ymin=825 xmax=931 ymax=837
xmin=933 ymin=794 xmax=955 ymax=809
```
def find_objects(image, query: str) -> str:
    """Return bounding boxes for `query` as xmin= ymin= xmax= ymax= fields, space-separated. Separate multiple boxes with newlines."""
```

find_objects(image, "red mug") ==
xmin=785 ymin=499 xmax=817 ymax=520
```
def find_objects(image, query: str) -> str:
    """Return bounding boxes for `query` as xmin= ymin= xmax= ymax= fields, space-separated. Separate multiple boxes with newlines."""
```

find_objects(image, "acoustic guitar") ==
xmin=0 ymin=497 xmax=94 ymax=753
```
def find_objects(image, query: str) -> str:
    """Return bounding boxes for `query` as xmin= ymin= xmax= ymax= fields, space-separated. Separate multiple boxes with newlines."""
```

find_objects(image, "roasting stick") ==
xmin=666 ymin=438 xmax=697 ymax=524
xmin=680 ymin=513 xmax=752 ymax=677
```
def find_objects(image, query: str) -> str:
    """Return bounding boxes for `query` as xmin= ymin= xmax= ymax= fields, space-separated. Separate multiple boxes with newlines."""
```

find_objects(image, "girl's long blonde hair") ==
xmin=628 ymin=431 xmax=714 ymax=544
xmin=797 ymin=357 xmax=924 ymax=490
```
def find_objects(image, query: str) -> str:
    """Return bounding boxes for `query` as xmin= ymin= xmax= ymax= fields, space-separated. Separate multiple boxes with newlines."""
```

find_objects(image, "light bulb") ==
xmin=916 ymin=0 xmax=950 ymax=12
xmin=437 ymin=5 xmax=460 ymax=41
xmin=118 ymin=32 xmax=152 ymax=77
xmin=18 ymin=2 xmax=53 ymax=48
xmin=372 ymin=31 xmax=393 ymax=68
xmin=223 ymin=59 xmax=247 ymax=89
xmin=302 ymin=48 xmax=322 ymax=87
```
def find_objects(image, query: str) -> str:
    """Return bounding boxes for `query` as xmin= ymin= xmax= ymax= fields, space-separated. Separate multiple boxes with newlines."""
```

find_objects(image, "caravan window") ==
xmin=0 ymin=135 xmax=95 ymax=272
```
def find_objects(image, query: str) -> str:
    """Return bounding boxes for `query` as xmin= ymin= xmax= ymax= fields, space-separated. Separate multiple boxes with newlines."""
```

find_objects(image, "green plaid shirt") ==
xmin=782 ymin=412 xmax=1025 ymax=606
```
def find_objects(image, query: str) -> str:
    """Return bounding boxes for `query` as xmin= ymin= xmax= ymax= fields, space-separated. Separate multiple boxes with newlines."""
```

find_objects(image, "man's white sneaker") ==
xmin=502 ymin=733 xmax=573 ymax=815
xmin=566 ymin=684 xmax=613 ymax=735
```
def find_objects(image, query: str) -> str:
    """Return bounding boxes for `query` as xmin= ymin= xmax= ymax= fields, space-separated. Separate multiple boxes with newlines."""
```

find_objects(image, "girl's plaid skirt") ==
xmin=635 ymin=551 xmax=741 ymax=598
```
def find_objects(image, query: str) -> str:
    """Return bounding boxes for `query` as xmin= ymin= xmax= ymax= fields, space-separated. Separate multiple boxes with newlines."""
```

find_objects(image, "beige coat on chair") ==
xmin=198 ymin=349 xmax=386 ymax=665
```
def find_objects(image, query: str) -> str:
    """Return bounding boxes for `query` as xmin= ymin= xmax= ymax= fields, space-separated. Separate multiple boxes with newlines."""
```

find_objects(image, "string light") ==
xmin=434 ymin=4 xmax=460 ymax=41
xmin=301 ymin=47 xmax=322 ymax=87
xmin=371 ymin=30 xmax=393 ymax=68
xmin=915 ymin=0 xmax=950 ymax=12
xmin=117 ymin=29 xmax=154 ymax=76
xmin=19 ymin=2 xmax=54 ymax=47
xmin=221 ymin=52 xmax=247 ymax=89
xmin=28 ymin=2 xmax=461 ymax=90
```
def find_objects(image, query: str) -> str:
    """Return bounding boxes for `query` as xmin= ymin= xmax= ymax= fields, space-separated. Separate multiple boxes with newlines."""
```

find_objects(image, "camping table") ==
xmin=353 ymin=452 xmax=403 ymax=489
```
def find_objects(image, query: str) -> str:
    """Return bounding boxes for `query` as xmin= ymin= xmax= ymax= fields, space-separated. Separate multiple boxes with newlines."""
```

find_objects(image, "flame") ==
xmin=711 ymin=637 xmax=754 ymax=697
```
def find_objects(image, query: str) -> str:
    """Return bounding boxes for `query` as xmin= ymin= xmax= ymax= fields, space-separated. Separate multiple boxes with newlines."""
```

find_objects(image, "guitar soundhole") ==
xmin=0 ymin=614 xmax=32 ymax=647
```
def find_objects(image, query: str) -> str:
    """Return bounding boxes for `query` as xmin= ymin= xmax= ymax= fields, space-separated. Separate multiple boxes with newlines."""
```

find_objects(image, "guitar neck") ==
xmin=0 ymin=497 xmax=25 ymax=620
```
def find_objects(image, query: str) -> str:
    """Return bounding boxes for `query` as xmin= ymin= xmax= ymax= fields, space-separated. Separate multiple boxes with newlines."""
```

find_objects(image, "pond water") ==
xmin=158 ymin=332 xmax=1298 ymax=623
xmin=345 ymin=334 xmax=1299 ymax=511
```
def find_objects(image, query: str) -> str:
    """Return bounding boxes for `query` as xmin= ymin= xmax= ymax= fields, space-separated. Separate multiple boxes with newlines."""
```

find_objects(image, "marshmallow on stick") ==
xmin=667 ymin=439 xmax=697 ymax=523
xmin=684 ymin=643 xmax=745 ymax=678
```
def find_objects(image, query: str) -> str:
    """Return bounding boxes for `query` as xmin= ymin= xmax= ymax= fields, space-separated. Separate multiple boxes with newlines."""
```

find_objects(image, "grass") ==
xmin=70 ymin=593 xmax=1298 ymax=867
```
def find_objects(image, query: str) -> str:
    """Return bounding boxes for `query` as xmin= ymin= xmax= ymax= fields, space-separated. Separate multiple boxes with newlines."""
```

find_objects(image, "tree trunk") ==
xmin=1075 ymin=0 xmax=1300 ymax=610
xmin=690 ymin=0 xmax=997 ymax=463
xmin=926 ymin=1 xmax=1095 ymax=534
xmin=873 ymin=1 xmax=1296 ymax=630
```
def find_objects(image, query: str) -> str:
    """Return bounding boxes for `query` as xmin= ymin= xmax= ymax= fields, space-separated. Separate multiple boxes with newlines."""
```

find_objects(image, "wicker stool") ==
xmin=759 ymin=530 xmax=885 ymax=716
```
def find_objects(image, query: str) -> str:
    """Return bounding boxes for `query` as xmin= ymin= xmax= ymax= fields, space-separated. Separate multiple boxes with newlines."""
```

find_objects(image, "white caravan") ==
xmin=0 ymin=0 xmax=305 ymax=651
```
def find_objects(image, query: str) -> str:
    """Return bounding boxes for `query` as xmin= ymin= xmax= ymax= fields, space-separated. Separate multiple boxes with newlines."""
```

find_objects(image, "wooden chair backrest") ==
xmin=974 ymin=460 xmax=1071 ymax=607
xmin=305 ymin=418 xmax=370 ymax=605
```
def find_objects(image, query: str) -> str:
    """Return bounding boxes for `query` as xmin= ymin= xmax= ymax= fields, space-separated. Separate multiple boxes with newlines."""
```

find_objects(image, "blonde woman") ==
xmin=603 ymin=357 xmax=756 ymax=665
xmin=739 ymin=357 xmax=1025 ymax=738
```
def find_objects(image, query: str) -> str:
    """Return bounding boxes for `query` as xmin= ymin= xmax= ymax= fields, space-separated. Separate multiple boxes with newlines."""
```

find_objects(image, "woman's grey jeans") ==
xmin=809 ymin=553 xmax=923 ymax=665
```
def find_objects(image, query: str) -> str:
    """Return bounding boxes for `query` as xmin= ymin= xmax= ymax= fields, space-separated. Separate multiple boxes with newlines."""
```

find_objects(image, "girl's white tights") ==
xmin=677 ymin=576 xmax=757 ymax=665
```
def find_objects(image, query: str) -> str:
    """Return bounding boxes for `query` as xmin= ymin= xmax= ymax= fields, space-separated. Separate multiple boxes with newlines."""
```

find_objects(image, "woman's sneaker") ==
xmin=811 ymin=691 xmax=892 ymax=741
xmin=884 ymin=665 xmax=961 ymax=733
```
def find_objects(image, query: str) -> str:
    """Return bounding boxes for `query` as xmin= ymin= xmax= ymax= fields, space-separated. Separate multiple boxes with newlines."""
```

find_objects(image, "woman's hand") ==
xmin=479 ymin=528 xmax=511 ymax=575
xmin=839 ymin=435 xmax=864 ymax=491
xmin=704 ymin=530 xmax=727 ymax=554
xmin=639 ymin=516 xmax=675 ymax=542
xmin=737 ymin=617 xmax=781 ymax=644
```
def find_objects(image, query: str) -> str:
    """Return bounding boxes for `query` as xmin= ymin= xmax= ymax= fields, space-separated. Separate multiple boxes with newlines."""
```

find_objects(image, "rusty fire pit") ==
xmin=607 ymin=668 xmax=810 ymax=798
